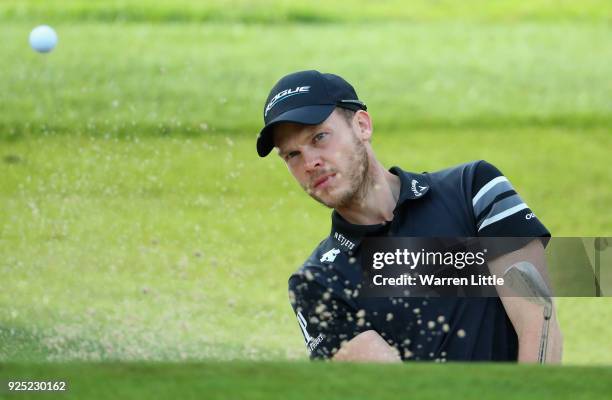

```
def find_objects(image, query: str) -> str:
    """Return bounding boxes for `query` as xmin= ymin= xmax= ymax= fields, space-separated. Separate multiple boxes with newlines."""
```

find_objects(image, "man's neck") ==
xmin=335 ymin=161 xmax=401 ymax=226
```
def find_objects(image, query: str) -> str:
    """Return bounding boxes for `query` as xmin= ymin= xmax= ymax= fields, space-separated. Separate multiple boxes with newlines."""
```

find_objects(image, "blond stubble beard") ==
xmin=305 ymin=133 xmax=370 ymax=210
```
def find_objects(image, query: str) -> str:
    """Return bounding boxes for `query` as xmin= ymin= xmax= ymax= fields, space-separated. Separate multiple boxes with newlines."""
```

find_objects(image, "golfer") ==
xmin=257 ymin=70 xmax=562 ymax=363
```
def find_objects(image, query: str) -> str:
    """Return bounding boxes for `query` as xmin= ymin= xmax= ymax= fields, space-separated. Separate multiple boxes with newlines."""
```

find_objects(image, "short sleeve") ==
xmin=288 ymin=272 xmax=365 ymax=360
xmin=471 ymin=160 xmax=550 ymax=239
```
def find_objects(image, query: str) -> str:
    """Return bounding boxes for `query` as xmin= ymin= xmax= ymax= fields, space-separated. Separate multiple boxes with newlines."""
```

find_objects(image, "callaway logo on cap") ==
xmin=256 ymin=70 xmax=367 ymax=157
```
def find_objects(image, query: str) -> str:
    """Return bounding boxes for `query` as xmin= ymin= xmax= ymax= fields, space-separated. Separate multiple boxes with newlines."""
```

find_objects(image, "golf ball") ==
xmin=29 ymin=25 xmax=58 ymax=53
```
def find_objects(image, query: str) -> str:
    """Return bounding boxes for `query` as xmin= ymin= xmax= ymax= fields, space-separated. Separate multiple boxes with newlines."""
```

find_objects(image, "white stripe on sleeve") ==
xmin=472 ymin=176 xmax=509 ymax=206
xmin=478 ymin=203 xmax=528 ymax=231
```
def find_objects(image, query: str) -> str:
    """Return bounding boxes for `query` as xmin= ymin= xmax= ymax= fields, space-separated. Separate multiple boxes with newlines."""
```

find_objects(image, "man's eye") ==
xmin=286 ymin=152 xmax=298 ymax=160
xmin=314 ymin=132 xmax=328 ymax=142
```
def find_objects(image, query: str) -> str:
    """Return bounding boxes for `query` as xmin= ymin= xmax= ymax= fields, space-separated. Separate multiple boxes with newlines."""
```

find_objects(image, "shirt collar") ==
xmin=329 ymin=166 xmax=430 ymax=253
xmin=390 ymin=166 xmax=431 ymax=203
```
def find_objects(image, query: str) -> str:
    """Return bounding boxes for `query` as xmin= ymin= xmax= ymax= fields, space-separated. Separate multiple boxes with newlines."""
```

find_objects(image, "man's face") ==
xmin=274 ymin=109 xmax=371 ymax=209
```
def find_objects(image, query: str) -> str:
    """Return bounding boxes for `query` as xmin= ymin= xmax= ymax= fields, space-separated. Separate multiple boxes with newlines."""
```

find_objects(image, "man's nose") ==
xmin=302 ymin=148 xmax=322 ymax=172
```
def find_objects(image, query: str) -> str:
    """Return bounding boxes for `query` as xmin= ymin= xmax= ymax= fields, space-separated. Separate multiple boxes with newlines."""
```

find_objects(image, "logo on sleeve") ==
xmin=320 ymin=248 xmax=340 ymax=263
xmin=297 ymin=311 xmax=325 ymax=352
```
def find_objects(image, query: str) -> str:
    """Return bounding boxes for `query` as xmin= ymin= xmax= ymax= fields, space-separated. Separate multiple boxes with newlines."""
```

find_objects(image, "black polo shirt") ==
xmin=288 ymin=160 xmax=550 ymax=361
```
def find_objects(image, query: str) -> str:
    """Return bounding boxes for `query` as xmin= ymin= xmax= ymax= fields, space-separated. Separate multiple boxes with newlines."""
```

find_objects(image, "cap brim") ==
xmin=256 ymin=104 xmax=335 ymax=157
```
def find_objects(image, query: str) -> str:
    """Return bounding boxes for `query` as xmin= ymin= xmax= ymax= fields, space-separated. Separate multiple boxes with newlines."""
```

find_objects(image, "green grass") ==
xmin=1 ymin=131 xmax=611 ymax=364
xmin=2 ymin=0 xmax=611 ymax=23
xmin=1 ymin=362 xmax=611 ymax=399
xmin=1 ymin=21 xmax=611 ymax=140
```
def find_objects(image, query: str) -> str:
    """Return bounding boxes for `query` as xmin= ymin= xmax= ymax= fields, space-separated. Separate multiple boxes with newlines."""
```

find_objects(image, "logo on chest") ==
xmin=320 ymin=248 xmax=340 ymax=263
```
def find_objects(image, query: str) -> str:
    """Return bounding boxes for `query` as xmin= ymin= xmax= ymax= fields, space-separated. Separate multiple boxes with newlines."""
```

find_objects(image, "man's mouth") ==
xmin=313 ymin=173 xmax=336 ymax=190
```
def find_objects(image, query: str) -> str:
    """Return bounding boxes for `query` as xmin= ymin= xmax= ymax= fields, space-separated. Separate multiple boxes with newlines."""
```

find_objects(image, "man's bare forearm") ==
xmin=487 ymin=239 xmax=563 ymax=363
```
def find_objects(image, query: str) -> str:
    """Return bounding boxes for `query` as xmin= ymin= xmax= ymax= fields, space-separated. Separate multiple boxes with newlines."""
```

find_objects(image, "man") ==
xmin=256 ymin=70 xmax=562 ymax=363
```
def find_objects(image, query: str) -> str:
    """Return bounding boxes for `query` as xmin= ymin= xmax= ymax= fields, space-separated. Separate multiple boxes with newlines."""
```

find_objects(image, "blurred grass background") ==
xmin=2 ymin=0 xmax=611 ymax=23
xmin=1 ymin=22 xmax=611 ymax=138
xmin=0 ymin=0 xmax=611 ymax=366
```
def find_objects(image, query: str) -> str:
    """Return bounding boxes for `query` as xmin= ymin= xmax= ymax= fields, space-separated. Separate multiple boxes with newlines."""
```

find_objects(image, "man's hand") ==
xmin=489 ymin=239 xmax=563 ymax=363
xmin=332 ymin=330 xmax=402 ymax=363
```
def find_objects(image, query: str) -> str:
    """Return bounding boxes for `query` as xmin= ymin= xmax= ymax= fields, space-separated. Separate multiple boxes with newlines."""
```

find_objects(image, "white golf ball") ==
xmin=29 ymin=25 xmax=58 ymax=53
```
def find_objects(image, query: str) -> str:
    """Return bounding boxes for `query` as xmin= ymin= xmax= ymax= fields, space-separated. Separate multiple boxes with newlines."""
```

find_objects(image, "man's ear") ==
xmin=355 ymin=110 xmax=373 ymax=142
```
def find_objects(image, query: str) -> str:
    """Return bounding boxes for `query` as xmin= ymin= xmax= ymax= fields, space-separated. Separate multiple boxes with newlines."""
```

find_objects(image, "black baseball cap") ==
xmin=256 ymin=70 xmax=366 ymax=157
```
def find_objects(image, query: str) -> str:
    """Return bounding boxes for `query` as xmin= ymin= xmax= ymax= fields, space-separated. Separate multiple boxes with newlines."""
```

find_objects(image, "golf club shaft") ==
xmin=595 ymin=241 xmax=601 ymax=297
xmin=538 ymin=306 xmax=552 ymax=364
